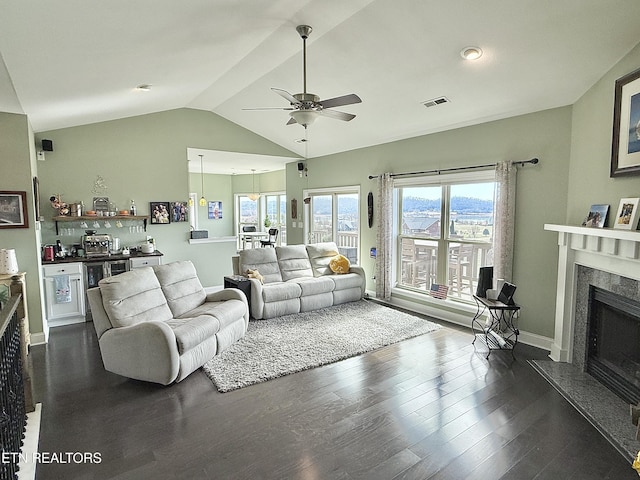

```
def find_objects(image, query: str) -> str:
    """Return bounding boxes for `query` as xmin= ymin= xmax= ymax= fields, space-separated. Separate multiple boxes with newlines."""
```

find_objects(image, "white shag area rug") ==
xmin=202 ymin=300 xmax=441 ymax=392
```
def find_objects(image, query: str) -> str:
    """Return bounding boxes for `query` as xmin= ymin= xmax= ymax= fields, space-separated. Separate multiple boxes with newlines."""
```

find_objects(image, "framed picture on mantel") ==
xmin=582 ymin=204 xmax=609 ymax=228
xmin=614 ymin=197 xmax=640 ymax=230
xmin=611 ymin=67 xmax=640 ymax=177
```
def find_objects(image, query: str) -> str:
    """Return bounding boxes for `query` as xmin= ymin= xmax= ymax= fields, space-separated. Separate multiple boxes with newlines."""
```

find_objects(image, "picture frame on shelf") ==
xmin=208 ymin=201 xmax=222 ymax=220
xmin=150 ymin=202 xmax=170 ymax=224
xmin=613 ymin=197 xmax=640 ymax=230
xmin=0 ymin=191 xmax=29 ymax=229
xmin=170 ymin=202 xmax=188 ymax=222
xmin=581 ymin=204 xmax=609 ymax=228
xmin=611 ymin=67 xmax=640 ymax=177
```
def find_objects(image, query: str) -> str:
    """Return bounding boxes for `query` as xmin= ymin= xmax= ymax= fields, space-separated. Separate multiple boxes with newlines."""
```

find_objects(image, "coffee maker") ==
xmin=82 ymin=234 xmax=112 ymax=257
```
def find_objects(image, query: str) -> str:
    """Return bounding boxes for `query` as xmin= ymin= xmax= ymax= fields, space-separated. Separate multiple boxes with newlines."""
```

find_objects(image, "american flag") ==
xmin=430 ymin=283 xmax=449 ymax=299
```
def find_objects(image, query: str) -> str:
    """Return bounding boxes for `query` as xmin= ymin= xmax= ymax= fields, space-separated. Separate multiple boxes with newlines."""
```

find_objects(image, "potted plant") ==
xmin=264 ymin=217 xmax=271 ymax=228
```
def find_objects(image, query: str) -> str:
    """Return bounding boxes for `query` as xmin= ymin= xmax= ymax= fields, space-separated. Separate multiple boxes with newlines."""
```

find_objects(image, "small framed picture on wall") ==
xmin=614 ymin=197 xmax=640 ymax=230
xmin=0 ymin=191 xmax=28 ymax=229
xmin=170 ymin=202 xmax=188 ymax=222
xmin=208 ymin=201 xmax=222 ymax=220
xmin=150 ymin=202 xmax=171 ymax=224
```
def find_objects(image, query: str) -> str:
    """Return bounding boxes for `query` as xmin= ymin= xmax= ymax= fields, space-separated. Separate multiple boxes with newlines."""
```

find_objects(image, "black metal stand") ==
xmin=471 ymin=295 xmax=520 ymax=359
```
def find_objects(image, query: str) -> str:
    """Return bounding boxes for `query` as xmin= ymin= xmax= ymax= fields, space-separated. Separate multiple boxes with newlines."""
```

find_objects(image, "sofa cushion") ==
xmin=291 ymin=276 xmax=335 ymax=296
xmin=330 ymin=272 xmax=364 ymax=290
xmin=239 ymin=248 xmax=282 ymax=284
xmin=276 ymin=245 xmax=313 ymax=281
xmin=153 ymin=261 xmax=207 ymax=318
xmin=262 ymin=282 xmax=302 ymax=302
xmin=99 ymin=268 xmax=173 ymax=328
xmin=165 ymin=315 xmax=221 ymax=354
xmin=306 ymin=242 xmax=341 ymax=277
xmin=180 ymin=299 xmax=247 ymax=330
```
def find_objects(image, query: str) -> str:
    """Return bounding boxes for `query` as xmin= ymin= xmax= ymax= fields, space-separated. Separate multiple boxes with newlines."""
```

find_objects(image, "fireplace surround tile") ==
xmin=531 ymin=360 xmax=637 ymax=461
xmin=573 ymin=266 xmax=640 ymax=371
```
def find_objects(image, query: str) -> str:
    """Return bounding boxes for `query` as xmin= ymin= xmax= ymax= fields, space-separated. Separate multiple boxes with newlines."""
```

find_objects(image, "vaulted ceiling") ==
xmin=1 ymin=0 xmax=639 ymax=164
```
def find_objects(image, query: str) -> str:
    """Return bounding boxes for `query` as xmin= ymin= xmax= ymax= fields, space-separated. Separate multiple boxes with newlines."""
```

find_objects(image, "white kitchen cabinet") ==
xmin=129 ymin=256 xmax=162 ymax=269
xmin=42 ymin=263 xmax=86 ymax=327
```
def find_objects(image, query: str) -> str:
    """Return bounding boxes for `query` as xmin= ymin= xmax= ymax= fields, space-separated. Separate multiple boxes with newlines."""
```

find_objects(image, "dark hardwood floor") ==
xmin=30 ymin=316 xmax=636 ymax=480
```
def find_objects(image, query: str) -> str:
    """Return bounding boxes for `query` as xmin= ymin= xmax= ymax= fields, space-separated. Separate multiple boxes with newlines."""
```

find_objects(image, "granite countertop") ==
xmin=43 ymin=250 xmax=163 ymax=264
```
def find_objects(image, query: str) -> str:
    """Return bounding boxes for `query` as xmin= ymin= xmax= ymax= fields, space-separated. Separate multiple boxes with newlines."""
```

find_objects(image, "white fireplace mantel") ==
xmin=544 ymin=224 xmax=640 ymax=362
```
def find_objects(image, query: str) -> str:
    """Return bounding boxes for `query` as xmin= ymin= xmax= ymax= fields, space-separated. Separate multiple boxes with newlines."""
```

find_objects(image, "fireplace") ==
xmin=543 ymin=224 xmax=640 ymax=459
xmin=587 ymin=286 xmax=640 ymax=405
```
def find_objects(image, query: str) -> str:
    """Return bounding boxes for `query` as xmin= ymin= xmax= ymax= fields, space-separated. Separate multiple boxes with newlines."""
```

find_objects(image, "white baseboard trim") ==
xmin=367 ymin=290 xmax=553 ymax=353
xmin=29 ymin=332 xmax=47 ymax=346
xmin=18 ymin=403 xmax=42 ymax=480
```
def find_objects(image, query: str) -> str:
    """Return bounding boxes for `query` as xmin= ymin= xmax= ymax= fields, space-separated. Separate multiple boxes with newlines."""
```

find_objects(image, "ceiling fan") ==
xmin=246 ymin=25 xmax=362 ymax=128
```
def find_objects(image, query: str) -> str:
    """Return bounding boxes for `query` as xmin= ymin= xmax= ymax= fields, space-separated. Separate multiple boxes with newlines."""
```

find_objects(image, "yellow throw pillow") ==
xmin=329 ymin=254 xmax=350 ymax=274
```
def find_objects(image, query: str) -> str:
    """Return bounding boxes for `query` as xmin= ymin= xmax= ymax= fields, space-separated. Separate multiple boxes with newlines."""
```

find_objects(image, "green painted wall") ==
xmin=0 ymin=112 xmax=46 ymax=336
xmin=567 ymin=43 xmax=640 ymax=223
xmin=188 ymin=172 xmax=234 ymax=236
xmin=286 ymin=107 xmax=573 ymax=338
xmin=36 ymin=109 xmax=297 ymax=289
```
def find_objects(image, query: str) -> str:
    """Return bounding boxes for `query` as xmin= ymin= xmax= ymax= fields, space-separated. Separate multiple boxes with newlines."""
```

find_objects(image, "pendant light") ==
xmin=198 ymin=154 xmax=207 ymax=206
xmin=248 ymin=169 xmax=260 ymax=201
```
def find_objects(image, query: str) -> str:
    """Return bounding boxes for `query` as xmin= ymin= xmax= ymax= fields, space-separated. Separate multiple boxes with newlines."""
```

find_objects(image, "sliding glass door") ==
xmin=305 ymin=187 xmax=360 ymax=263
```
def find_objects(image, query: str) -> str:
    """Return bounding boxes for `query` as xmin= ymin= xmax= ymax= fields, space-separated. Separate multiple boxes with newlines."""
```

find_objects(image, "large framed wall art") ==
xmin=611 ymin=67 xmax=640 ymax=177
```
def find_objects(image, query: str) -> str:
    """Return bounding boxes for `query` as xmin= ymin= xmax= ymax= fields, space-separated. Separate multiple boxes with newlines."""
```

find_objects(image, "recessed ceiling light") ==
xmin=135 ymin=84 xmax=152 ymax=91
xmin=460 ymin=47 xmax=483 ymax=61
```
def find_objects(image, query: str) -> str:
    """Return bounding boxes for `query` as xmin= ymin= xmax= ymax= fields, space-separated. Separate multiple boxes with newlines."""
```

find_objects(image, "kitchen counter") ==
xmin=42 ymin=250 xmax=163 ymax=264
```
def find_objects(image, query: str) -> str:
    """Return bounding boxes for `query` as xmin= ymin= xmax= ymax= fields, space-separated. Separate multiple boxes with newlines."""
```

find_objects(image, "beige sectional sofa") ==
xmin=87 ymin=260 xmax=249 ymax=385
xmin=233 ymin=242 xmax=366 ymax=319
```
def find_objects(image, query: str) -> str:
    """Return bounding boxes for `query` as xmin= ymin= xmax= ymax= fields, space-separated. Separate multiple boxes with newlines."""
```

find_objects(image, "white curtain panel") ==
xmin=375 ymin=173 xmax=393 ymax=300
xmin=493 ymin=161 xmax=517 ymax=283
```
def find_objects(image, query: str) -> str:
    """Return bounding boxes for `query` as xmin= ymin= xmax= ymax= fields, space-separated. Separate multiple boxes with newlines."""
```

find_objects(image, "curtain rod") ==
xmin=367 ymin=157 xmax=539 ymax=180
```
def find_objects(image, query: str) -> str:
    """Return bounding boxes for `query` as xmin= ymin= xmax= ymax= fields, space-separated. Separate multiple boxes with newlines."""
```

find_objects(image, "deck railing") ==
xmin=309 ymin=231 xmax=358 ymax=247
xmin=0 ymin=294 xmax=26 ymax=480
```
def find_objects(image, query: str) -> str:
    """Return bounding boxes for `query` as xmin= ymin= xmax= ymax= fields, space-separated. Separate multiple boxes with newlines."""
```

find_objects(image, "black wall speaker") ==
xmin=41 ymin=139 xmax=53 ymax=152
xmin=476 ymin=266 xmax=493 ymax=298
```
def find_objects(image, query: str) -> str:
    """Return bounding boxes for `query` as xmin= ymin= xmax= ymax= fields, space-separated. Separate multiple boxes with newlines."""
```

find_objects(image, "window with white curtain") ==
xmin=394 ymin=170 xmax=496 ymax=302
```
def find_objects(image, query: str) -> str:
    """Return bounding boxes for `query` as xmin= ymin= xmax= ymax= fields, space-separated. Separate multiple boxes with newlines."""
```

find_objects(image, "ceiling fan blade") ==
xmin=272 ymin=88 xmax=302 ymax=106
xmin=316 ymin=109 xmax=356 ymax=122
xmin=242 ymin=107 xmax=295 ymax=111
xmin=318 ymin=94 xmax=362 ymax=109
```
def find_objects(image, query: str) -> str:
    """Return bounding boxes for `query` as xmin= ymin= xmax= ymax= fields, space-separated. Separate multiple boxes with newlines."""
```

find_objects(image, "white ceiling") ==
xmin=1 ymin=0 xmax=640 ymax=169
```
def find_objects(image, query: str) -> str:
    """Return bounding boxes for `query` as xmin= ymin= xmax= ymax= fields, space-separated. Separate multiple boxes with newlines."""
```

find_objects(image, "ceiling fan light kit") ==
xmin=290 ymin=110 xmax=317 ymax=126
xmin=248 ymin=25 xmax=361 ymax=128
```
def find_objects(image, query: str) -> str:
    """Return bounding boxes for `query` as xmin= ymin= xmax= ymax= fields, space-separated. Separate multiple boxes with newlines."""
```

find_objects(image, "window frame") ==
xmin=394 ymin=169 xmax=496 ymax=302
xmin=303 ymin=185 xmax=361 ymax=261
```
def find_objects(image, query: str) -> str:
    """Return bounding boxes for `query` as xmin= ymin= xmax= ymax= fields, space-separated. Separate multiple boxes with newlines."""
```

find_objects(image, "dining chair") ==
xmin=260 ymin=228 xmax=279 ymax=247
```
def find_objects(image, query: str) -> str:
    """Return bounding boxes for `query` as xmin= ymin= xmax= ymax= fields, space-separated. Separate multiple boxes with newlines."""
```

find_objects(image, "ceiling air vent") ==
xmin=422 ymin=96 xmax=450 ymax=108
